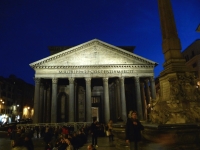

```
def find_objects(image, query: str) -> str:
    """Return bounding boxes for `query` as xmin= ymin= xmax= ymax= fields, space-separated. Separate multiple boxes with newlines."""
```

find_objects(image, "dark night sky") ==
xmin=0 ymin=0 xmax=199 ymax=85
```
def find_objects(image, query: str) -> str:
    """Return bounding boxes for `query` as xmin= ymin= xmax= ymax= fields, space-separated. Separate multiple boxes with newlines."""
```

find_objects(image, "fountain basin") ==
xmin=142 ymin=123 xmax=200 ymax=147
xmin=112 ymin=123 xmax=129 ymax=150
xmin=112 ymin=122 xmax=200 ymax=149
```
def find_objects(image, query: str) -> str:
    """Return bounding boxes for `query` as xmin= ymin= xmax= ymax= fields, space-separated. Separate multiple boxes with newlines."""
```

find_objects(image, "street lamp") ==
xmin=23 ymin=106 xmax=31 ymax=119
xmin=0 ymin=99 xmax=4 ymax=107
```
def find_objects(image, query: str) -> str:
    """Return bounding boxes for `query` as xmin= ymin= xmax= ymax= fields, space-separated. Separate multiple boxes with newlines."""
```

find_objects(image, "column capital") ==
xmin=149 ymin=76 xmax=155 ymax=82
xmin=34 ymin=77 xmax=41 ymax=84
xmin=119 ymin=77 xmax=125 ymax=82
xmin=85 ymin=77 xmax=91 ymax=83
xmin=40 ymin=83 xmax=44 ymax=87
xmin=140 ymin=82 xmax=145 ymax=86
xmin=103 ymin=77 xmax=109 ymax=82
xmin=116 ymin=79 xmax=119 ymax=84
xmin=52 ymin=78 xmax=58 ymax=84
xmin=134 ymin=76 xmax=140 ymax=83
xmin=145 ymin=78 xmax=149 ymax=82
xmin=68 ymin=77 xmax=75 ymax=84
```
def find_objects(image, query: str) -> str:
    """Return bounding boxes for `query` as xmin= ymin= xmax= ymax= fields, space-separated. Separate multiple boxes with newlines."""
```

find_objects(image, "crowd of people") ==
xmin=7 ymin=111 xmax=143 ymax=150
xmin=7 ymin=120 xmax=114 ymax=150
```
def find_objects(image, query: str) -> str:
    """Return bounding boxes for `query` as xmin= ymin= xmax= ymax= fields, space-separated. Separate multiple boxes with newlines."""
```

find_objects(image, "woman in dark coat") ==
xmin=125 ymin=110 xmax=144 ymax=150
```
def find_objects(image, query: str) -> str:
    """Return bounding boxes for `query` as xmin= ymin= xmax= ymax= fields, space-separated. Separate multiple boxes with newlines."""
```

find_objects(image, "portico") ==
xmin=30 ymin=39 xmax=157 ymax=123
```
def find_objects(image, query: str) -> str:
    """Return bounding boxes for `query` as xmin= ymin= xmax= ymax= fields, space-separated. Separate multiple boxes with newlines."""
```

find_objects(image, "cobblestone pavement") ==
xmin=1 ymin=131 xmax=200 ymax=150
xmin=0 ymin=131 xmax=116 ymax=150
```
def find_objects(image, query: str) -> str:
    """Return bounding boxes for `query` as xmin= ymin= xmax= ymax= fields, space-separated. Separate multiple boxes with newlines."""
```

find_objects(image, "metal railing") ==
xmin=16 ymin=122 xmax=92 ymax=131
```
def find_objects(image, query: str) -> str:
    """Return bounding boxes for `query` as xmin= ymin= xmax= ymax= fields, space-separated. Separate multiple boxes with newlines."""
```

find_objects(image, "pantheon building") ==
xmin=30 ymin=39 xmax=157 ymax=124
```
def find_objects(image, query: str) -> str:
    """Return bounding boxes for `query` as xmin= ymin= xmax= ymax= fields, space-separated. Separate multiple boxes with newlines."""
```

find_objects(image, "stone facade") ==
xmin=30 ymin=39 xmax=157 ymax=123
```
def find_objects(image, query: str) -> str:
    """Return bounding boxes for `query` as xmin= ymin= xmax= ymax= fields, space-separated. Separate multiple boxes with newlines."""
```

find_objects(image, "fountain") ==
xmin=113 ymin=0 xmax=200 ymax=149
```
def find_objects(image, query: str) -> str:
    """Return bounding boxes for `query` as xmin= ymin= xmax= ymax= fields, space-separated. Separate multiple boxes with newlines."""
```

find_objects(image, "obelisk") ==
xmin=113 ymin=1 xmax=200 ymax=149
xmin=158 ymin=0 xmax=187 ymax=75
xmin=152 ymin=0 xmax=199 ymax=124
xmin=141 ymin=1 xmax=200 ymax=149
xmin=158 ymin=0 xmax=188 ymax=104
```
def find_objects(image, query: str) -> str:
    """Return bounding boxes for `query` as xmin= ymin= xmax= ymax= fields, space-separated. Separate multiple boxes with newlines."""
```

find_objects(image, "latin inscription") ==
xmin=58 ymin=70 xmax=136 ymax=74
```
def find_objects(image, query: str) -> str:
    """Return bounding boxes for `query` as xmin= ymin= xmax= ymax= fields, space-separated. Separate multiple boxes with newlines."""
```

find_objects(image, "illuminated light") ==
xmin=17 ymin=105 xmax=19 ymax=107
xmin=27 ymin=107 xmax=30 ymax=109
xmin=23 ymin=107 xmax=28 ymax=116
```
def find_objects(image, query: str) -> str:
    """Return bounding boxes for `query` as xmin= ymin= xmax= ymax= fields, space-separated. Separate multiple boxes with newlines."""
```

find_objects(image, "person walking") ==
xmin=43 ymin=126 xmax=53 ymax=149
xmin=90 ymin=118 xmax=99 ymax=148
xmin=107 ymin=119 xmax=114 ymax=141
xmin=125 ymin=110 xmax=144 ymax=150
xmin=23 ymin=134 xmax=34 ymax=150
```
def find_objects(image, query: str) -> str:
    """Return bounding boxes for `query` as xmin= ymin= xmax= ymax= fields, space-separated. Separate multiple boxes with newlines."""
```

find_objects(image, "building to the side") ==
xmin=30 ymin=39 xmax=158 ymax=123
xmin=182 ymin=39 xmax=200 ymax=80
xmin=0 ymin=75 xmax=34 ymax=125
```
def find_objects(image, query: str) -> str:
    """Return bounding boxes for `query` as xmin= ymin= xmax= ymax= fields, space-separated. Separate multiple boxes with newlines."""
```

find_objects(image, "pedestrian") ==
xmin=43 ymin=126 xmax=53 ymax=149
xmin=8 ymin=127 xmax=12 ymax=138
xmin=107 ymin=119 xmax=114 ymax=141
xmin=87 ymin=144 xmax=96 ymax=150
xmin=24 ymin=134 xmax=34 ymax=150
xmin=64 ymin=138 xmax=74 ymax=150
xmin=125 ymin=110 xmax=144 ymax=150
xmin=90 ymin=118 xmax=99 ymax=148
xmin=12 ymin=137 xmax=28 ymax=150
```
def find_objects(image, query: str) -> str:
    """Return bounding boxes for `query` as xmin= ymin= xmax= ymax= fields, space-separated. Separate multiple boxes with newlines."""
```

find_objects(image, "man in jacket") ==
xmin=90 ymin=118 xmax=99 ymax=148
xmin=125 ymin=110 xmax=144 ymax=150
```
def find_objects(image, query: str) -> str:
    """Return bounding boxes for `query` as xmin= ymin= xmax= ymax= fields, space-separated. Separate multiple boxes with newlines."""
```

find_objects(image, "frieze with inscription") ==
xmin=58 ymin=70 xmax=137 ymax=74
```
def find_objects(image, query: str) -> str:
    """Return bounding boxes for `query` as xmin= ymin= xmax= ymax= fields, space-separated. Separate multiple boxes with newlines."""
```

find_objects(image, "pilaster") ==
xmin=85 ymin=77 xmax=92 ymax=122
xmin=103 ymin=77 xmax=110 ymax=123
xmin=39 ymin=83 xmax=44 ymax=122
xmin=150 ymin=76 xmax=156 ymax=100
xmin=51 ymin=78 xmax=58 ymax=123
xmin=46 ymin=87 xmax=51 ymax=122
xmin=119 ymin=77 xmax=127 ymax=122
xmin=69 ymin=77 xmax=75 ymax=122
xmin=116 ymin=79 xmax=122 ymax=119
xmin=134 ymin=76 xmax=143 ymax=120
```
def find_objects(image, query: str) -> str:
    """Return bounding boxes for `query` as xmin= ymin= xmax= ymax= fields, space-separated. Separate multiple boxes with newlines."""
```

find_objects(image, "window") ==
xmin=192 ymin=62 xmax=197 ymax=68
xmin=192 ymin=51 xmax=195 ymax=57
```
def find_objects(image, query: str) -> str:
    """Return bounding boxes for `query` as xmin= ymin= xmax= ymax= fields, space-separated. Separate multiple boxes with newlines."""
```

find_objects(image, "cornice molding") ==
xmin=33 ymin=64 xmax=154 ymax=69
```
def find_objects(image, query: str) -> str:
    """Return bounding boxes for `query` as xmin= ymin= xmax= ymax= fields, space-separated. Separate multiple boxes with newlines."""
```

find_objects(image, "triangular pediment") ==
xmin=30 ymin=39 xmax=157 ymax=69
